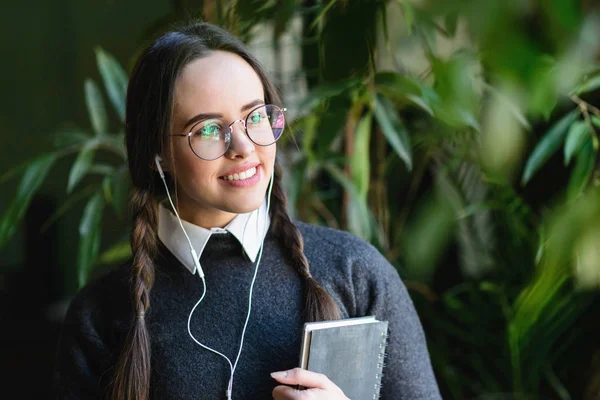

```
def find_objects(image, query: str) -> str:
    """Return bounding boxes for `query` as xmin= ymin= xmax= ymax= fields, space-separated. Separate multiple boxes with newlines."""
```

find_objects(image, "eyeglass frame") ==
xmin=168 ymin=104 xmax=287 ymax=161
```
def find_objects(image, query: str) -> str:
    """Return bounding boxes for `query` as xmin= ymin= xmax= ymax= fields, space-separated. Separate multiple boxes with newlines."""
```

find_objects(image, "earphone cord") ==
xmin=177 ymin=171 xmax=274 ymax=400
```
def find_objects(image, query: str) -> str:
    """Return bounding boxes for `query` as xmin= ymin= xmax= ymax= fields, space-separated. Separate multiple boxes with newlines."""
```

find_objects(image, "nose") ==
xmin=224 ymin=119 xmax=254 ymax=159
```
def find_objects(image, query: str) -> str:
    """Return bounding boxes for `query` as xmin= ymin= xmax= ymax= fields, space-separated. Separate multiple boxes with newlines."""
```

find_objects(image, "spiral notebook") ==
xmin=299 ymin=316 xmax=389 ymax=400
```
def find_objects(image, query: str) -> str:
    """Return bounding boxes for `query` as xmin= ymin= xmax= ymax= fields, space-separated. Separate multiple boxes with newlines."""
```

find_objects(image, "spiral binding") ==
xmin=373 ymin=327 xmax=390 ymax=399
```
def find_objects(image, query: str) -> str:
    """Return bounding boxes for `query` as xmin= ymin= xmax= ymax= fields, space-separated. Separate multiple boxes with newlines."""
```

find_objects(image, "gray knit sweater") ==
xmin=54 ymin=222 xmax=442 ymax=399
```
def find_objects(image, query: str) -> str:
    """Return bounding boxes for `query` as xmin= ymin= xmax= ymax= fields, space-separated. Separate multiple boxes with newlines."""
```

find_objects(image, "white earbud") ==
xmin=154 ymin=155 xmax=165 ymax=179
xmin=154 ymin=154 xmax=204 ymax=278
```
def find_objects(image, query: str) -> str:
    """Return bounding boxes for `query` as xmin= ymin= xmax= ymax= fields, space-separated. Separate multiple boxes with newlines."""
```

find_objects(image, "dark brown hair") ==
xmin=111 ymin=21 xmax=340 ymax=399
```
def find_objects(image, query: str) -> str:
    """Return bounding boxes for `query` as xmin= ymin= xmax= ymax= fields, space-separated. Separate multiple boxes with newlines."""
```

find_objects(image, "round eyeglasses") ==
xmin=169 ymin=104 xmax=286 ymax=161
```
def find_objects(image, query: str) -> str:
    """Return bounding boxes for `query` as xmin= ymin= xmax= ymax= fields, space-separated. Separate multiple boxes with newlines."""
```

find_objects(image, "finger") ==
xmin=272 ymin=384 xmax=301 ymax=400
xmin=273 ymin=385 xmax=326 ymax=400
xmin=270 ymin=368 xmax=331 ymax=389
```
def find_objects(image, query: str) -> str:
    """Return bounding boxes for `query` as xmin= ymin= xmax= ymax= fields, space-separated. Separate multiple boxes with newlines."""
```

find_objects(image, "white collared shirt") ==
xmin=157 ymin=200 xmax=270 ymax=275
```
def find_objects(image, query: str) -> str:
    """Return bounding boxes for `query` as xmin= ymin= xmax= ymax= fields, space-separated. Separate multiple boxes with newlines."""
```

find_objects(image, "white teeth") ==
xmin=223 ymin=167 xmax=257 ymax=181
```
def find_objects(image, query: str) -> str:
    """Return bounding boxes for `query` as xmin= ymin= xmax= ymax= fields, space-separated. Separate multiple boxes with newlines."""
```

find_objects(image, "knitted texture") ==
xmin=54 ymin=222 xmax=442 ymax=399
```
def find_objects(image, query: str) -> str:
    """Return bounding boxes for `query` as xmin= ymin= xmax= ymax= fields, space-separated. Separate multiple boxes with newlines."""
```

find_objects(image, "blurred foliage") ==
xmin=2 ymin=0 xmax=600 ymax=398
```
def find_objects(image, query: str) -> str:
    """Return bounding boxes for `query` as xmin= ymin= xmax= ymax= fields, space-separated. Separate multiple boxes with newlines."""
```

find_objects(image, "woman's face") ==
xmin=167 ymin=50 xmax=277 ymax=228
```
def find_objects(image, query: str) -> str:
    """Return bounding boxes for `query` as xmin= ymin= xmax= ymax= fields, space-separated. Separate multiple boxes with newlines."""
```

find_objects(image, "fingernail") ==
xmin=270 ymin=371 xmax=288 ymax=379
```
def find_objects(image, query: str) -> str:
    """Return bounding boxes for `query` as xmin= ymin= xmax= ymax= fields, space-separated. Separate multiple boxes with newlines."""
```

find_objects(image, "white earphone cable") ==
xmin=156 ymin=155 xmax=275 ymax=400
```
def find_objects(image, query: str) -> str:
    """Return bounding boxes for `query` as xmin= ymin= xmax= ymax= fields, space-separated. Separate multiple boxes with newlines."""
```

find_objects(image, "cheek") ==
xmin=262 ymin=145 xmax=277 ymax=167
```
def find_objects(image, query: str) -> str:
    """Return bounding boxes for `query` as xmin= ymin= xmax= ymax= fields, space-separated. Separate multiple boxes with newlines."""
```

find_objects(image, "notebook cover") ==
xmin=305 ymin=320 xmax=389 ymax=400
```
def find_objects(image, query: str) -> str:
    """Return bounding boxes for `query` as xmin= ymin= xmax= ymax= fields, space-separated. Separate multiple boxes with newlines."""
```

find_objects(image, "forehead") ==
xmin=173 ymin=51 xmax=265 ymax=124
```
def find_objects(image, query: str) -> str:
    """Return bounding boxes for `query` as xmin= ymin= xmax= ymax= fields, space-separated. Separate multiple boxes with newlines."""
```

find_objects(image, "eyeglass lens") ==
xmin=188 ymin=104 xmax=285 ymax=160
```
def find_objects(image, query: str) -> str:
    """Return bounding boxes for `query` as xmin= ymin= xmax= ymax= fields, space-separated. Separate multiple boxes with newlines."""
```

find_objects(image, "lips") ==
xmin=219 ymin=163 xmax=260 ymax=181
xmin=221 ymin=166 xmax=257 ymax=181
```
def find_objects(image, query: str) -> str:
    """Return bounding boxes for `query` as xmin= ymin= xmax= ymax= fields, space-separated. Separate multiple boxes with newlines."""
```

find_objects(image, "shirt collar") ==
xmin=157 ymin=200 xmax=270 ymax=274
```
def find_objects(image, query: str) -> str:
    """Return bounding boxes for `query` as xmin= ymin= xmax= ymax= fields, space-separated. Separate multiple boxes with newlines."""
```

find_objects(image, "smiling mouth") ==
xmin=219 ymin=166 xmax=258 ymax=181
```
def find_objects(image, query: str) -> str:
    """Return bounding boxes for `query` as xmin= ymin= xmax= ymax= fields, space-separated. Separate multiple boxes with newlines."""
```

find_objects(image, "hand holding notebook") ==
xmin=297 ymin=315 xmax=389 ymax=400
xmin=271 ymin=368 xmax=350 ymax=399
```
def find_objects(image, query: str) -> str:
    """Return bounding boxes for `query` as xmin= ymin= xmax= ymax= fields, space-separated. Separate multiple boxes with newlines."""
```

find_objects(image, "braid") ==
xmin=108 ymin=187 xmax=157 ymax=400
xmin=270 ymin=162 xmax=341 ymax=322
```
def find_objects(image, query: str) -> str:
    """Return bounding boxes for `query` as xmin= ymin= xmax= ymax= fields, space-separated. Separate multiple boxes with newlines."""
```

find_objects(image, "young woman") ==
xmin=54 ymin=21 xmax=442 ymax=400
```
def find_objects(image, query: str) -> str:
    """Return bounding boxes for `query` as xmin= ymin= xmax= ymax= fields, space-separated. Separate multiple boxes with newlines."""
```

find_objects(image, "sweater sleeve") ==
xmin=53 ymin=280 xmax=121 ymax=399
xmin=353 ymin=245 xmax=442 ymax=400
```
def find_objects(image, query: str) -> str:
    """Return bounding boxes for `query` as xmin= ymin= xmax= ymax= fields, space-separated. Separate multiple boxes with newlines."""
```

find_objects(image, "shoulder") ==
xmin=294 ymin=221 xmax=403 ymax=317
xmin=63 ymin=262 xmax=133 ymax=336
xmin=295 ymin=220 xmax=396 ymax=277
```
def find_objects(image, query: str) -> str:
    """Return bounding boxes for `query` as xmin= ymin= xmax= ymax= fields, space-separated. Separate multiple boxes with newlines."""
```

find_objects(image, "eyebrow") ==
xmin=181 ymin=99 xmax=265 ymax=131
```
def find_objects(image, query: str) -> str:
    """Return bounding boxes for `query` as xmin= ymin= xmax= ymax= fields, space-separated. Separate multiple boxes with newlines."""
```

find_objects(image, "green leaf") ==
xmin=373 ymin=94 xmax=412 ymax=171
xmin=400 ymin=0 xmax=415 ymax=35
xmin=0 ymin=153 xmax=57 ymax=248
xmin=84 ymin=79 xmax=109 ymax=136
xmin=351 ymin=112 xmax=373 ymax=199
xmin=67 ymin=142 xmax=96 ymax=193
xmin=273 ymin=0 xmax=296 ymax=40
xmin=567 ymin=139 xmax=595 ymax=200
xmin=95 ymin=48 xmax=128 ymax=122
xmin=97 ymin=239 xmax=131 ymax=265
xmin=78 ymin=191 xmax=105 ymax=287
xmin=309 ymin=0 xmax=338 ymax=30
xmin=40 ymin=184 xmax=98 ymax=233
xmin=52 ymin=129 xmax=91 ymax=149
xmin=575 ymin=74 xmax=600 ymax=95
xmin=300 ymin=79 xmax=362 ymax=110
xmin=445 ymin=12 xmax=458 ymax=37
xmin=564 ymin=121 xmax=589 ymax=166
xmin=323 ymin=162 xmax=373 ymax=240
xmin=102 ymin=175 xmax=112 ymax=203
xmin=521 ymin=110 xmax=579 ymax=185
xmin=374 ymin=71 xmax=439 ymax=115
xmin=111 ymin=165 xmax=131 ymax=219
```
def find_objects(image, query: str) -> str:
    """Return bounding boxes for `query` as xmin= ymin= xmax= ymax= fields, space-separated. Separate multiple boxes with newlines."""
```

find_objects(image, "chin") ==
xmin=224 ymin=198 xmax=264 ymax=215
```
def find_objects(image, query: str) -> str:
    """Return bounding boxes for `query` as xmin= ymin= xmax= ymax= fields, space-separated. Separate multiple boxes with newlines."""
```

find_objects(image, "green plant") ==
xmin=3 ymin=1 xmax=600 ymax=398
xmin=0 ymin=48 xmax=131 ymax=288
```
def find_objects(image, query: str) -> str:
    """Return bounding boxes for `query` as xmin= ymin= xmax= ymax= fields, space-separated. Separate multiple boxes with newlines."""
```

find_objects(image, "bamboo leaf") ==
xmin=84 ymin=79 xmax=109 ymax=136
xmin=78 ymin=191 xmax=104 ymax=287
xmin=521 ymin=110 xmax=579 ymax=185
xmin=445 ymin=12 xmax=458 ymax=37
xmin=52 ymin=129 xmax=90 ymax=148
xmin=95 ymin=48 xmax=128 ymax=122
xmin=102 ymin=175 xmax=112 ymax=203
xmin=567 ymin=139 xmax=595 ymax=200
xmin=323 ymin=162 xmax=373 ymax=240
xmin=575 ymin=74 xmax=600 ymax=95
xmin=97 ymin=239 xmax=131 ymax=265
xmin=40 ymin=184 xmax=98 ymax=233
xmin=309 ymin=0 xmax=338 ymax=30
xmin=67 ymin=142 xmax=96 ymax=193
xmin=373 ymin=94 xmax=412 ymax=171
xmin=0 ymin=153 xmax=57 ymax=248
xmin=400 ymin=0 xmax=415 ymax=35
xmin=564 ymin=121 xmax=589 ymax=166
xmin=111 ymin=165 xmax=131 ymax=219
xmin=374 ymin=71 xmax=439 ymax=115
xmin=300 ymin=79 xmax=361 ymax=110
xmin=351 ymin=112 xmax=372 ymax=199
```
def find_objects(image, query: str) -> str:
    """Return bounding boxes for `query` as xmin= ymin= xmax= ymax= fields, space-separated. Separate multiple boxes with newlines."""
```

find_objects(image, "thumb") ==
xmin=270 ymin=368 xmax=331 ymax=389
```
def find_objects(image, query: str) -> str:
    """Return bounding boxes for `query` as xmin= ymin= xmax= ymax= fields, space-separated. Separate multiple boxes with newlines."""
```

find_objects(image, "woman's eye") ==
xmin=249 ymin=113 xmax=266 ymax=124
xmin=196 ymin=123 xmax=222 ymax=138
